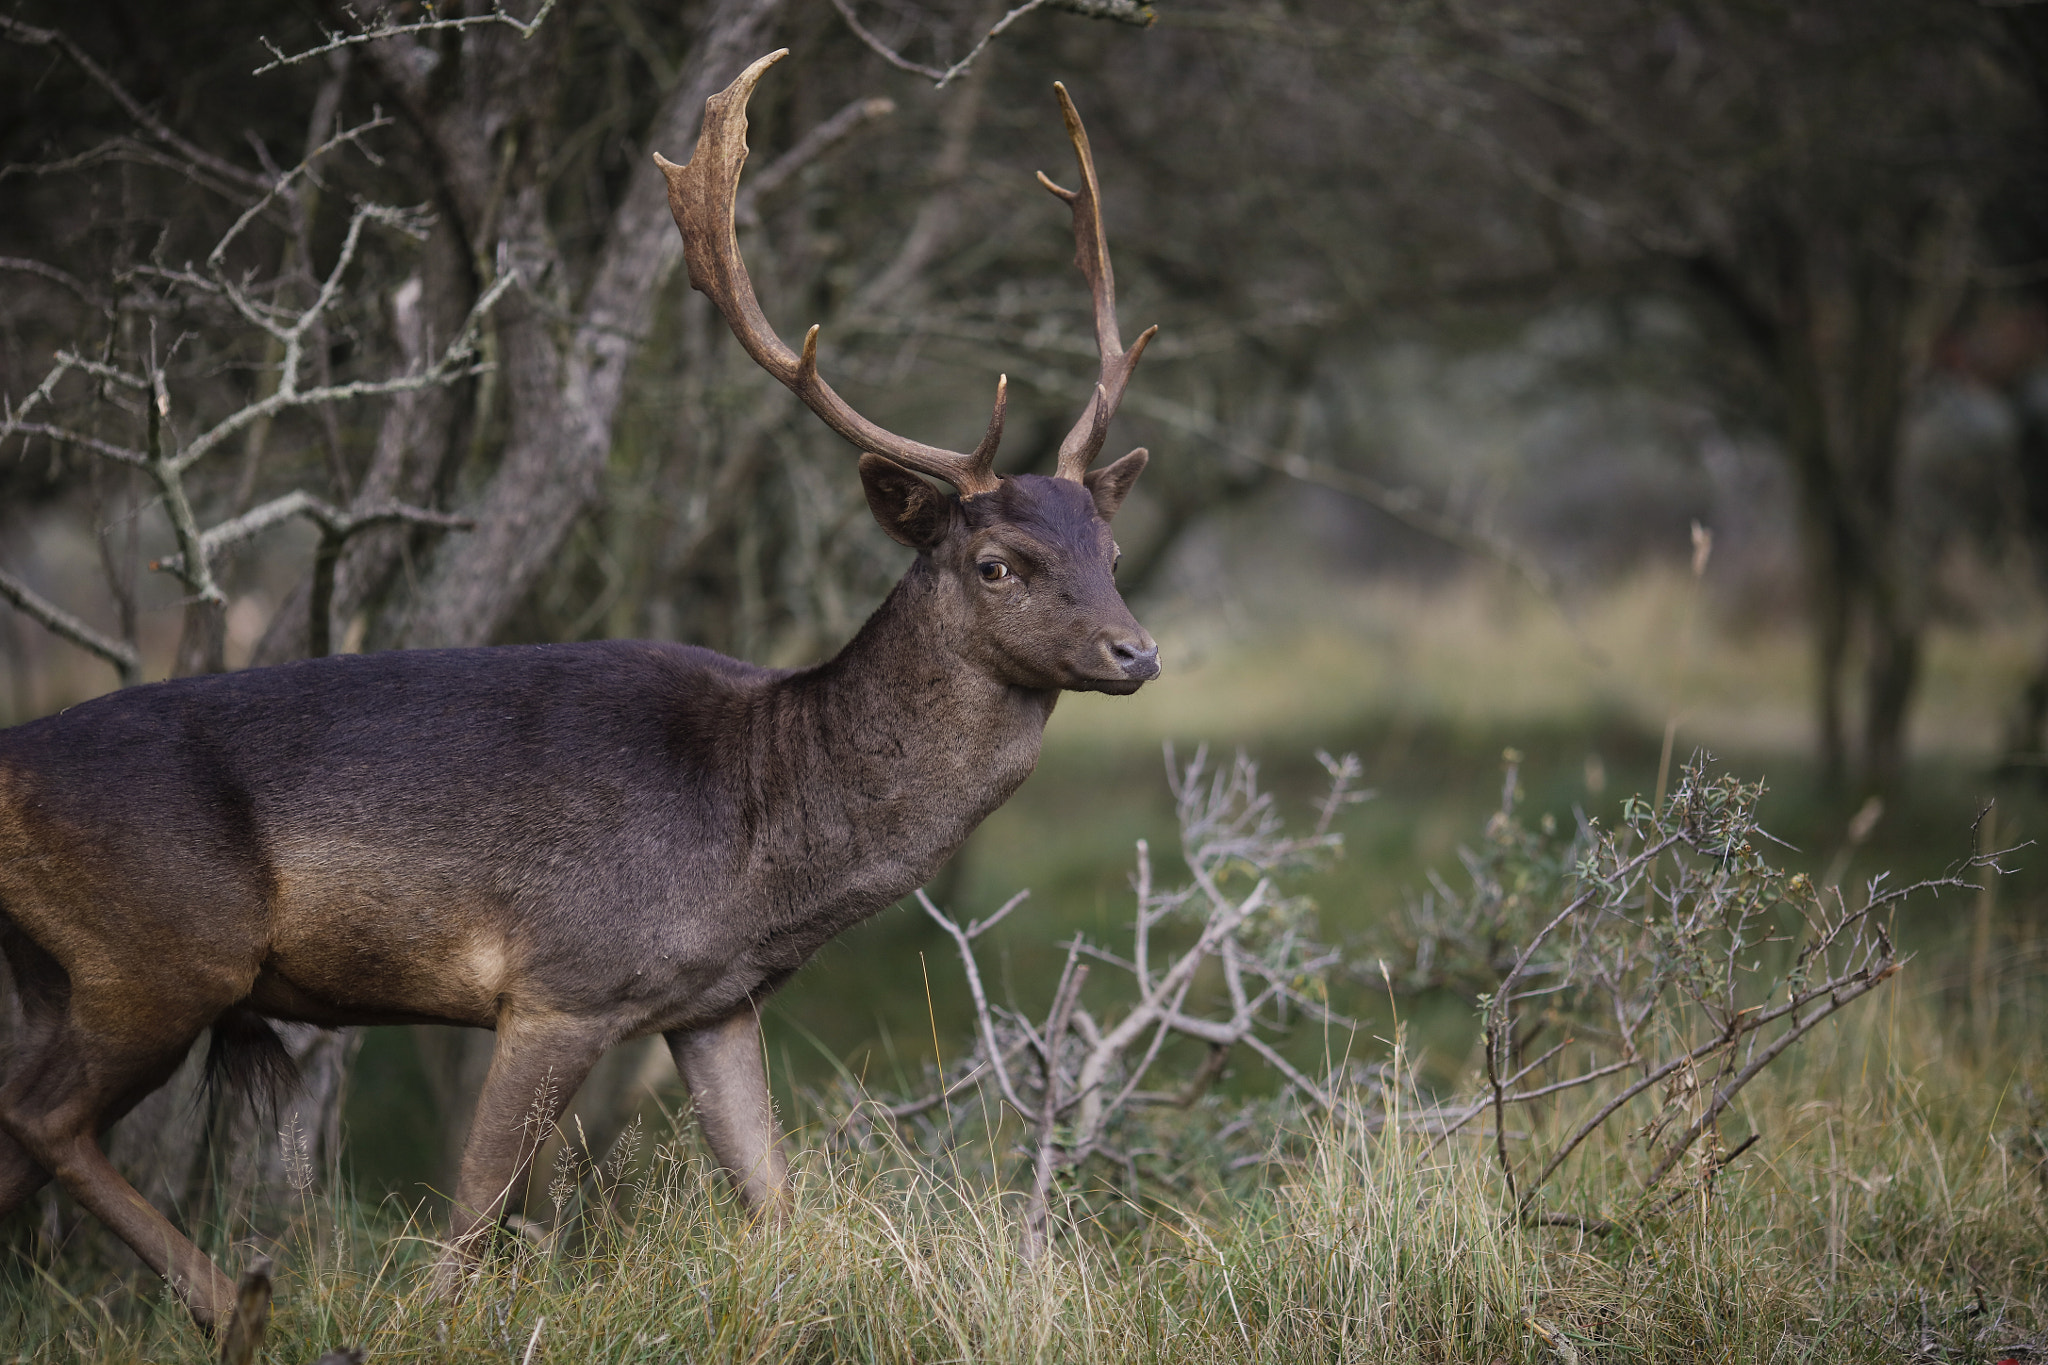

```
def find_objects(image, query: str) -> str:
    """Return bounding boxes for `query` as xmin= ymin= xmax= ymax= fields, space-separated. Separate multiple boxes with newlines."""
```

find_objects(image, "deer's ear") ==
xmin=860 ymin=453 xmax=951 ymax=548
xmin=1083 ymin=447 xmax=1148 ymax=521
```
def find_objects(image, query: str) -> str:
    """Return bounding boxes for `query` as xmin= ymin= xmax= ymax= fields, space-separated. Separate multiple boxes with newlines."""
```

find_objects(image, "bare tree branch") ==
xmin=887 ymin=748 xmax=1363 ymax=1255
xmin=736 ymin=96 xmax=898 ymax=227
xmin=0 ymin=566 xmax=140 ymax=685
xmin=0 ymin=89 xmax=507 ymax=677
xmin=0 ymin=257 xmax=112 ymax=315
xmin=153 ymin=493 xmax=471 ymax=576
xmin=0 ymin=16 xmax=269 ymax=196
xmin=252 ymin=0 xmax=560 ymax=76
xmin=830 ymin=0 xmax=1153 ymax=88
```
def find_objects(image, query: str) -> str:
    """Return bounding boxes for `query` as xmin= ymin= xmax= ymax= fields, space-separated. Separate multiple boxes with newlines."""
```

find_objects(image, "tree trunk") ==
xmin=374 ymin=0 xmax=788 ymax=652
xmin=1761 ymin=213 xmax=1937 ymax=797
xmin=1860 ymin=576 xmax=1922 ymax=794
xmin=1806 ymin=540 xmax=1853 ymax=792
xmin=1999 ymin=365 xmax=2048 ymax=773
xmin=174 ymin=600 xmax=227 ymax=679
xmin=1775 ymin=250 xmax=1855 ymax=791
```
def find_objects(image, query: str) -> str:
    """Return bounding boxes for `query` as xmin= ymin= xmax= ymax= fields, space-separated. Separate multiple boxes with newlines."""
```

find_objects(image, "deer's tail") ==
xmin=203 ymin=1008 xmax=300 ymax=1122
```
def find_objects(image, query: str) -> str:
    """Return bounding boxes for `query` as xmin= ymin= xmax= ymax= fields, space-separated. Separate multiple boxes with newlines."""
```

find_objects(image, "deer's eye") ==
xmin=978 ymin=560 xmax=1013 ymax=583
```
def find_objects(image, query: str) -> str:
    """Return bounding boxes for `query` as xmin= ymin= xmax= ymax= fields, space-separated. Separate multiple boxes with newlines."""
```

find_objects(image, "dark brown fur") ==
xmin=0 ymin=460 xmax=1155 ymax=1328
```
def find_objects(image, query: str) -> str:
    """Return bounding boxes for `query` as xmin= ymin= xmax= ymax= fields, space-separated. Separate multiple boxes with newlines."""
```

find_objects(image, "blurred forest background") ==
xmin=2 ymin=0 xmax=2044 ymax=1222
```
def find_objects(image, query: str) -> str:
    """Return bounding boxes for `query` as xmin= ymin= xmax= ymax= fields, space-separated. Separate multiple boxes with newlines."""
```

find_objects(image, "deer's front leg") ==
xmin=668 ymin=1007 xmax=788 ymax=1214
xmin=436 ymin=1015 xmax=607 ymax=1293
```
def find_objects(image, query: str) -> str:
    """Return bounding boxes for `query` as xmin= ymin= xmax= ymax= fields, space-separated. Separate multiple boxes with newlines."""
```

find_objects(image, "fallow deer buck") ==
xmin=0 ymin=50 xmax=1156 ymax=1330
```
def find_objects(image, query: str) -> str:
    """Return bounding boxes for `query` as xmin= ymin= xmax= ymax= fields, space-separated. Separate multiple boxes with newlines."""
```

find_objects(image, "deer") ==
xmin=0 ymin=50 xmax=1157 ymax=1331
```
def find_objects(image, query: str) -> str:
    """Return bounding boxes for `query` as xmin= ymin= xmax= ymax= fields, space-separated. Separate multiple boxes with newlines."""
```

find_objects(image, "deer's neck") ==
xmin=750 ymin=558 xmax=1055 ymax=906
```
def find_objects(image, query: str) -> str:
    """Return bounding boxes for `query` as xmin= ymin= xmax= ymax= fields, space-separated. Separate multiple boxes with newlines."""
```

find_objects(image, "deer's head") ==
xmin=656 ymin=51 xmax=1159 ymax=695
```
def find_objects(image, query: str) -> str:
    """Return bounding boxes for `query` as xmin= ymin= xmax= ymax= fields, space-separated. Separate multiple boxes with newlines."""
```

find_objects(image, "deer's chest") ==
xmin=726 ymin=730 xmax=1040 ymax=969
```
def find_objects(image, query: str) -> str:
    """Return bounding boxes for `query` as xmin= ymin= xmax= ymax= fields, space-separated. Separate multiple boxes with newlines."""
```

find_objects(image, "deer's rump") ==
xmin=0 ymin=642 xmax=783 ymax=1038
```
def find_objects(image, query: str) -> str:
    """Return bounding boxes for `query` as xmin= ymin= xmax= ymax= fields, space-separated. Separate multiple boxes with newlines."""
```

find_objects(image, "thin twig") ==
xmin=0 ymin=421 xmax=148 ymax=466
xmin=916 ymin=890 xmax=1034 ymax=1116
xmin=0 ymin=257 xmax=112 ymax=314
xmin=831 ymin=0 xmax=1056 ymax=89
xmin=877 ymin=1038 xmax=1032 ymax=1121
xmin=737 ymin=96 xmax=897 ymax=227
xmin=152 ymin=492 xmax=471 ymax=573
xmin=0 ymin=16 xmax=268 ymax=195
xmin=0 ymin=566 xmax=141 ymax=685
xmin=1641 ymin=966 xmax=1896 ymax=1189
xmin=253 ymin=1 xmax=560 ymax=75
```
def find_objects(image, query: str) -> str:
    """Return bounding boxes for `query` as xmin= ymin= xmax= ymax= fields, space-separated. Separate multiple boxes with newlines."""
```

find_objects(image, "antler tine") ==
xmin=1039 ymin=82 xmax=1157 ymax=483
xmin=654 ymin=51 xmax=1003 ymax=497
xmin=974 ymin=374 xmax=1009 ymax=465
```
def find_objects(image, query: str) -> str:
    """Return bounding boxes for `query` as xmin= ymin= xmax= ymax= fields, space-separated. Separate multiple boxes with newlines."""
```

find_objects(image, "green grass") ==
xmin=2 ymin=979 xmax=2040 ymax=1362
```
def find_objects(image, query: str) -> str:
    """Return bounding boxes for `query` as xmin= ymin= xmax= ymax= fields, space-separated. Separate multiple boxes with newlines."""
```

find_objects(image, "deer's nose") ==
xmin=1110 ymin=637 xmax=1159 ymax=681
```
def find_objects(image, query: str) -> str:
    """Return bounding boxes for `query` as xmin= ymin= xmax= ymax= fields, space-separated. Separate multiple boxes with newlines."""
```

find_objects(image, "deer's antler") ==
xmin=1039 ymin=82 xmax=1155 ymax=484
xmin=655 ymin=50 xmax=1007 ymax=497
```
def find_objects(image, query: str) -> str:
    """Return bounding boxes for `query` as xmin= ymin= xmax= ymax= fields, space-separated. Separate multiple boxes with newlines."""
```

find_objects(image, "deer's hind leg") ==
xmin=0 ymin=1068 xmax=200 ymax=1230
xmin=0 ymin=1023 xmax=236 ymax=1327
xmin=0 ymin=922 xmax=65 ymax=1219
xmin=0 ymin=928 xmax=205 ymax=1223
xmin=0 ymin=1134 xmax=46 ymax=1220
xmin=0 ymin=923 xmax=244 ymax=1330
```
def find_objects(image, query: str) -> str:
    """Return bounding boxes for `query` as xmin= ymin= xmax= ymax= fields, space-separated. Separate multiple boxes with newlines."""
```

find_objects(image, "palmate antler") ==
xmin=655 ymin=50 xmax=1151 ymax=497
